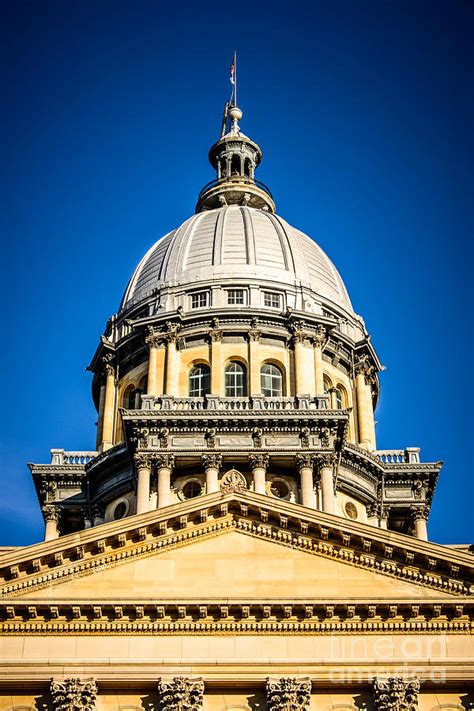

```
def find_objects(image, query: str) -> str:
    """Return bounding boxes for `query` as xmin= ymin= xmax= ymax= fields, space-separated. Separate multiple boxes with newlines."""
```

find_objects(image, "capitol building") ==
xmin=0 ymin=100 xmax=472 ymax=710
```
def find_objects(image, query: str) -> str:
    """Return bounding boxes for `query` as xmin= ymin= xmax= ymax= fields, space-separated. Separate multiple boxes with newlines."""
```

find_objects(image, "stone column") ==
xmin=355 ymin=356 xmax=376 ymax=451
xmin=134 ymin=453 xmax=152 ymax=515
xmin=145 ymin=327 xmax=162 ymax=397
xmin=95 ymin=381 xmax=106 ymax=450
xmin=296 ymin=454 xmax=316 ymax=508
xmin=293 ymin=326 xmax=316 ymax=396
xmin=51 ymin=678 xmax=98 ymax=711
xmin=249 ymin=454 xmax=269 ymax=495
xmin=101 ymin=356 xmax=116 ymax=450
xmin=163 ymin=323 xmax=181 ymax=396
xmin=318 ymin=454 xmax=337 ymax=514
xmin=202 ymin=454 xmax=222 ymax=494
xmin=42 ymin=505 xmax=60 ymax=542
xmin=366 ymin=502 xmax=379 ymax=527
xmin=313 ymin=326 xmax=326 ymax=394
xmin=248 ymin=327 xmax=262 ymax=395
xmin=210 ymin=326 xmax=223 ymax=396
xmin=157 ymin=455 xmax=174 ymax=508
xmin=411 ymin=506 xmax=429 ymax=541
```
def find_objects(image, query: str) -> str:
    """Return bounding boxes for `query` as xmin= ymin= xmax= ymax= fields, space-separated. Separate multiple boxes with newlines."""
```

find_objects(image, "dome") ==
xmin=121 ymin=205 xmax=353 ymax=314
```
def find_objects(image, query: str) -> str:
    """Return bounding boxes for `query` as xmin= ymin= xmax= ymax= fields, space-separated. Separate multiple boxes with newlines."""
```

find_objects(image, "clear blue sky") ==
xmin=1 ymin=0 xmax=472 ymax=546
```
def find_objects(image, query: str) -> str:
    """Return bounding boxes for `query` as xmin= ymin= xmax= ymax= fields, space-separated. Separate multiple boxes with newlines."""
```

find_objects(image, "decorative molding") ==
xmin=145 ymin=325 xmax=162 ymax=349
xmin=315 ymin=452 xmax=337 ymax=469
xmin=134 ymin=453 xmax=152 ymax=470
xmin=50 ymin=677 xmax=98 ymax=711
xmin=102 ymin=353 xmax=115 ymax=377
xmin=410 ymin=505 xmax=430 ymax=522
xmin=156 ymin=454 xmax=175 ymax=470
xmin=157 ymin=676 xmax=205 ymax=711
xmin=373 ymin=677 xmax=420 ymax=711
xmin=266 ymin=677 xmax=312 ymax=711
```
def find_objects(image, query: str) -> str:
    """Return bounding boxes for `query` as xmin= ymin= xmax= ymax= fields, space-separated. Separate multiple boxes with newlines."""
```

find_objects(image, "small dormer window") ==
xmin=191 ymin=291 xmax=209 ymax=309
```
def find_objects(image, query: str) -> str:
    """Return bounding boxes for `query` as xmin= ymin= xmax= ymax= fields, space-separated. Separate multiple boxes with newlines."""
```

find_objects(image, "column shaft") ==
xmin=253 ymin=467 xmax=266 ymax=495
xmin=95 ymin=382 xmax=106 ymax=450
xmin=147 ymin=346 xmax=158 ymax=396
xmin=206 ymin=467 xmax=219 ymax=493
xmin=165 ymin=340 xmax=178 ymax=395
xmin=297 ymin=456 xmax=315 ymax=508
xmin=136 ymin=458 xmax=151 ymax=514
xmin=157 ymin=457 xmax=174 ymax=508
xmin=101 ymin=365 xmax=116 ymax=450
xmin=314 ymin=343 xmax=324 ymax=394
xmin=210 ymin=333 xmax=223 ymax=395
xmin=356 ymin=372 xmax=376 ymax=451
xmin=294 ymin=340 xmax=316 ymax=396
xmin=320 ymin=464 xmax=336 ymax=514
xmin=44 ymin=518 xmax=59 ymax=542
xmin=415 ymin=517 xmax=428 ymax=541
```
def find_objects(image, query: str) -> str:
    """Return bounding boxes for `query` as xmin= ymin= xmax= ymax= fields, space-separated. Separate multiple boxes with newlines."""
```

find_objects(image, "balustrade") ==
xmin=141 ymin=394 xmax=331 ymax=412
xmin=50 ymin=449 xmax=98 ymax=465
xmin=375 ymin=448 xmax=420 ymax=464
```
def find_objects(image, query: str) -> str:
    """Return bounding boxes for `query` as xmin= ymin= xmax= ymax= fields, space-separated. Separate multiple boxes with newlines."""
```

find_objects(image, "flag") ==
xmin=230 ymin=56 xmax=235 ymax=85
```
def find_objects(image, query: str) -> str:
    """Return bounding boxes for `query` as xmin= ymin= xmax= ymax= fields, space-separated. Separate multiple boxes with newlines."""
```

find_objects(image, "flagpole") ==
xmin=234 ymin=51 xmax=237 ymax=106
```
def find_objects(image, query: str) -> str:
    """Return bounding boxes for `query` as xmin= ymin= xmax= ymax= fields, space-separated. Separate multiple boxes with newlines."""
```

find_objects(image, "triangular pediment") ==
xmin=0 ymin=491 xmax=472 ymax=635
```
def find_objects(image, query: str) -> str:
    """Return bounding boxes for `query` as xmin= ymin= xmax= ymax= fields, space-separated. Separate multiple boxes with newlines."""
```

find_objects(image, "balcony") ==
xmin=140 ymin=394 xmax=331 ymax=412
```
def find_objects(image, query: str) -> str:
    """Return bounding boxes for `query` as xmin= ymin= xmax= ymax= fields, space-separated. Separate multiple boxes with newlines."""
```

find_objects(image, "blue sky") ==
xmin=1 ymin=0 xmax=472 ymax=545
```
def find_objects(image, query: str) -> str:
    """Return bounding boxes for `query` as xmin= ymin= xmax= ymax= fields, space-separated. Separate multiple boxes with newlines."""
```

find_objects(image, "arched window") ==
xmin=189 ymin=364 xmax=210 ymax=397
xmin=335 ymin=385 xmax=347 ymax=409
xmin=244 ymin=157 xmax=252 ymax=178
xmin=225 ymin=361 xmax=247 ymax=397
xmin=261 ymin=363 xmax=283 ymax=397
xmin=323 ymin=376 xmax=332 ymax=394
xmin=123 ymin=385 xmax=137 ymax=409
xmin=231 ymin=154 xmax=241 ymax=176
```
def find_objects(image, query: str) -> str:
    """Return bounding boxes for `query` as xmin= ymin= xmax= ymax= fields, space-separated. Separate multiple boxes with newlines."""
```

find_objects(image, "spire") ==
xmin=196 ymin=74 xmax=275 ymax=214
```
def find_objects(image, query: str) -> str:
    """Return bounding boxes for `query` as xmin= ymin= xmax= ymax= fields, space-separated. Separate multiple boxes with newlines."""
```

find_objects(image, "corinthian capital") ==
xmin=266 ymin=677 xmax=312 ymax=711
xmin=134 ymin=453 xmax=152 ymax=470
xmin=42 ymin=505 xmax=61 ymax=524
xmin=249 ymin=454 xmax=269 ymax=471
xmin=372 ymin=677 xmax=420 ymax=711
xmin=202 ymin=454 xmax=222 ymax=470
xmin=145 ymin=325 xmax=162 ymax=349
xmin=410 ymin=505 xmax=429 ymax=523
xmin=156 ymin=454 xmax=175 ymax=470
xmin=313 ymin=324 xmax=327 ymax=348
xmin=295 ymin=454 xmax=314 ymax=471
xmin=315 ymin=452 xmax=337 ymax=469
xmin=50 ymin=678 xmax=98 ymax=711
xmin=102 ymin=353 xmax=115 ymax=377
xmin=157 ymin=676 xmax=205 ymax=711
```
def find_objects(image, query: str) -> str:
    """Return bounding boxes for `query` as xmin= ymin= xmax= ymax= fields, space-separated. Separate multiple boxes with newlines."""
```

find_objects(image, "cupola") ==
xmin=196 ymin=104 xmax=276 ymax=213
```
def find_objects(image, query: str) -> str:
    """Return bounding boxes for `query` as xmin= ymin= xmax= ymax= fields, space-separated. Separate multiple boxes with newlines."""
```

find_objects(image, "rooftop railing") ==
xmin=50 ymin=449 xmax=98 ymax=465
xmin=140 ymin=394 xmax=331 ymax=412
xmin=374 ymin=448 xmax=420 ymax=464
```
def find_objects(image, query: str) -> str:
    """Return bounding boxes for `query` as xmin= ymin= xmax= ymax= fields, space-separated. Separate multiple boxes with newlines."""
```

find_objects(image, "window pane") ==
xmin=263 ymin=292 xmax=281 ymax=309
xmin=225 ymin=362 xmax=246 ymax=397
xmin=189 ymin=365 xmax=210 ymax=397
xmin=227 ymin=289 xmax=245 ymax=305
xmin=261 ymin=364 xmax=283 ymax=397
xmin=191 ymin=292 xmax=209 ymax=308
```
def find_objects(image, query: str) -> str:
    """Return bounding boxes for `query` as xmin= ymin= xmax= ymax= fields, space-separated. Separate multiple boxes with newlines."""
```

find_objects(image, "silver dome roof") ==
xmin=121 ymin=205 xmax=353 ymax=313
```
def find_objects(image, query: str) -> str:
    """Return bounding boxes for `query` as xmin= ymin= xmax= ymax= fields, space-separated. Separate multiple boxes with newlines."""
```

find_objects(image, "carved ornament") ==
xmin=145 ymin=325 xmax=162 ymax=349
xmin=157 ymin=454 xmax=175 ymax=470
xmin=134 ymin=453 xmax=152 ymax=470
xmin=42 ymin=505 xmax=60 ymax=524
xmin=266 ymin=677 xmax=312 ymax=711
xmin=316 ymin=452 xmax=337 ymax=469
xmin=410 ymin=505 xmax=429 ymax=522
xmin=373 ymin=677 xmax=420 ymax=711
xmin=102 ymin=353 xmax=115 ymax=377
xmin=295 ymin=454 xmax=314 ymax=471
xmin=220 ymin=469 xmax=247 ymax=494
xmin=157 ymin=676 xmax=205 ymax=711
xmin=50 ymin=677 xmax=98 ymax=711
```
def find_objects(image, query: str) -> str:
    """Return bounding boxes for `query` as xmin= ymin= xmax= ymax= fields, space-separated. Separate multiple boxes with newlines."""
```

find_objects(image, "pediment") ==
xmin=0 ymin=491 xmax=472 ymax=635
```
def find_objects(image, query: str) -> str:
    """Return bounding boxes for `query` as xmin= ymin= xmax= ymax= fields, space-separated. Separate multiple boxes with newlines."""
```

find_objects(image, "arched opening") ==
xmin=334 ymin=384 xmax=347 ymax=409
xmin=323 ymin=375 xmax=332 ymax=394
xmin=189 ymin=364 xmax=211 ymax=397
xmin=231 ymin=154 xmax=241 ymax=176
xmin=244 ymin=157 xmax=252 ymax=178
xmin=261 ymin=363 xmax=284 ymax=397
xmin=220 ymin=157 xmax=227 ymax=178
xmin=225 ymin=361 xmax=247 ymax=397
xmin=123 ymin=385 xmax=137 ymax=409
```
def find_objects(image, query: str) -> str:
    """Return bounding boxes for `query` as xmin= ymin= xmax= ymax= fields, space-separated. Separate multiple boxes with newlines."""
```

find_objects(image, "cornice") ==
xmin=0 ymin=598 xmax=471 ymax=636
xmin=1 ymin=492 xmax=472 ymax=600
